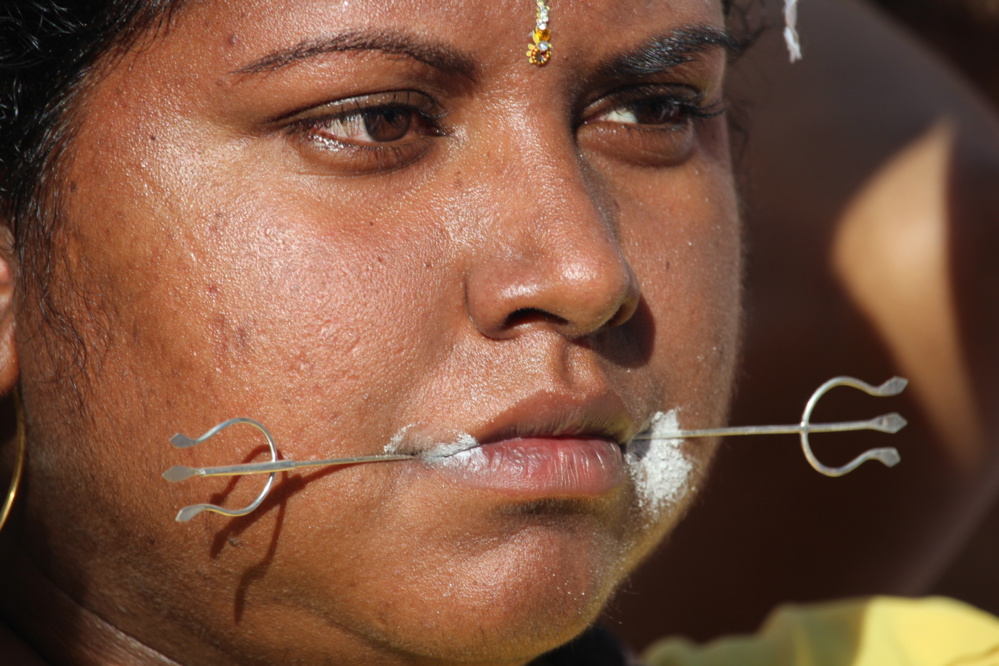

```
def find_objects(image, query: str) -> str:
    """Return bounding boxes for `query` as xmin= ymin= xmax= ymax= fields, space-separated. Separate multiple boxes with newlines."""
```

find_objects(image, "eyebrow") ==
xmin=234 ymin=30 xmax=477 ymax=82
xmin=596 ymin=25 xmax=742 ymax=79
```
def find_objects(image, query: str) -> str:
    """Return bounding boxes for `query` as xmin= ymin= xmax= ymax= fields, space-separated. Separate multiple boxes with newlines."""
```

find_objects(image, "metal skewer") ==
xmin=163 ymin=376 xmax=907 ymax=522
xmin=634 ymin=376 xmax=906 ymax=477
xmin=633 ymin=414 xmax=906 ymax=440
xmin=162 ymin=453 xmax=417 ymax=482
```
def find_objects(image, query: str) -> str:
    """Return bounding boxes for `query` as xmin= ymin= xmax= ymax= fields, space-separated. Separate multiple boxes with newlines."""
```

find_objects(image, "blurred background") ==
xmin=604 ymin=0 xmax=999 ymax=650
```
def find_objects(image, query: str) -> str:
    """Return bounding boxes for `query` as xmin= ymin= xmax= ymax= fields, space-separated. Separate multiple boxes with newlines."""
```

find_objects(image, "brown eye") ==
xmin=285 ymin=91 xmax=448 ymax=175
xmin=310 ymin=107 xmax=424 ymax=145
xmin=289 ymin=90 xmax=445 ymax=153
xmin=626 ymin=99 xmax=684 ymax=126
xmin=362 ymin=108 xmax=413 ymax=142
xmin=578 ymin=87 xmax=724 ymax=168
xmin=592 ymin=97 xmax=692 ymax=128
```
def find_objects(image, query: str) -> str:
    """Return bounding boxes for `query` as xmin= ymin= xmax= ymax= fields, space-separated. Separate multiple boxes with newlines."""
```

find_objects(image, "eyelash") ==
xmin=284 ymin=85 xmax=722 ymax=173
xmin=576 ymin=85 xmax=724 ymax=167
xmin=583 ymin=86 xmax=724 ymax=129
xmin=285 ymin=90 xmax=448 ymax=172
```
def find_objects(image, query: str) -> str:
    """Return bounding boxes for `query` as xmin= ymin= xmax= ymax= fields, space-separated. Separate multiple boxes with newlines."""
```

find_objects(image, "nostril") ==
xmin=605 ymin=286 xmax=640 ymax=329
xmin=503 ymin=308 xmax=570 ymax=330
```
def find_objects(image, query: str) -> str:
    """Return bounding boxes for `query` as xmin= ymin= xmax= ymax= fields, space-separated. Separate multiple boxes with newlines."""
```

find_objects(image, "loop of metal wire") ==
xmin=163 ymin=418 xmax=417 ymax=522
xmin=633 ymin=375 xmax=906 ymax=477
xmin=166 ymin=418 xmax=279 ymax=522
xmin=799 ymin=376 xmax=905 ymax=477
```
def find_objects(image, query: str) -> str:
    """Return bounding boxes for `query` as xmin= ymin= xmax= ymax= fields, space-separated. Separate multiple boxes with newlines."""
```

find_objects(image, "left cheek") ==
xmin=185 ymin=196 xmax=458 ymax=432
xmin=616 ymin=169 xmax=741 ymax=409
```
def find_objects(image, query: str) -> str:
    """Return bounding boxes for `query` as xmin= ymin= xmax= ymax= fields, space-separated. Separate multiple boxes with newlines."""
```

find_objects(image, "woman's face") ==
xmin=18 ymin=0 xmax=740 ymax=662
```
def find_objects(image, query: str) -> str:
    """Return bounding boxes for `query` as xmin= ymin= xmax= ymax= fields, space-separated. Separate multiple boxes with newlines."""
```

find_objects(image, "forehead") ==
xmin=152 ymin=0 xmax=726 ymax=74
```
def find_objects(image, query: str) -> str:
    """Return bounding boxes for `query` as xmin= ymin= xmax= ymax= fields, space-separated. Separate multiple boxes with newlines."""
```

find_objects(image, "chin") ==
xmin=378 ymin=583 xmax=616 ymax=666
xmin=367 ymin=509 xmax=640 ymax=664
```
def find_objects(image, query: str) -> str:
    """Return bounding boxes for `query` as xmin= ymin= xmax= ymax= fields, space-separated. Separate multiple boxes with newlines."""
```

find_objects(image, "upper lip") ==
xmin=466 ymin=389 xmax=639 ymax=448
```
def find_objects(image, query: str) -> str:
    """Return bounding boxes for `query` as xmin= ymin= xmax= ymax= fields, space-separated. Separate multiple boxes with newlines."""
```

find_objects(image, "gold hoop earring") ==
xmin=0 ymin=389 xmax=26 ymax=534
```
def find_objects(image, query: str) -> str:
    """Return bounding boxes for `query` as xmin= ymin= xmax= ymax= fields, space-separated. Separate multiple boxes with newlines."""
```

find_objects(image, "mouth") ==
xmin=396 ymin=391 xmax=641 ymax=500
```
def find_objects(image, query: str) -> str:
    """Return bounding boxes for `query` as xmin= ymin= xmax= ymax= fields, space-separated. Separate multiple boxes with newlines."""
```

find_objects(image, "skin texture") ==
xmin=609 ymin=0 xmax=999 ymax=647
xmin=0 ymin=0 xmax=741 ymax=663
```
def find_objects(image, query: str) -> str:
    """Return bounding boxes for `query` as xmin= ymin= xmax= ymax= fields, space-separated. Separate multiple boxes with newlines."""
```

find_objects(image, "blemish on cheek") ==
xmin=235 ymin=326 xmax=250 ymax=350
xmin=624 ymin=409 xmax=692 ymax=515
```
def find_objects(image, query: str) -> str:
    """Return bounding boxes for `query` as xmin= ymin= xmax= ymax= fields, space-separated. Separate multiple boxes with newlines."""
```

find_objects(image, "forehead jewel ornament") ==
xmin=527 ymin=0 xmax=552 ymax=66
xmin=525 ymin=1 xmax=800 ymax=65
xmin=162 ymin=376 xmax=906 ymax=522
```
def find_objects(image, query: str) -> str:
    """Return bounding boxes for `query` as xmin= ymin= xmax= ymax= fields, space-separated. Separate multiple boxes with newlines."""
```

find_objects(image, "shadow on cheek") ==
xmin=200 ymin=449 xmax=361 ymax=622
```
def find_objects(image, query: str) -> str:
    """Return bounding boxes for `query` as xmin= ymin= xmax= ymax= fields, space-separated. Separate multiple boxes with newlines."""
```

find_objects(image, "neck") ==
xmin=0 ymin=532 xmax=180 ymax=665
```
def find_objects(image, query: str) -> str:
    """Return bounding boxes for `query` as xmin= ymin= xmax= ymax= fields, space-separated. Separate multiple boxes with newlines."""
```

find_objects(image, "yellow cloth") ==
xmin=644 ymin=597 xmax=999 ymax=666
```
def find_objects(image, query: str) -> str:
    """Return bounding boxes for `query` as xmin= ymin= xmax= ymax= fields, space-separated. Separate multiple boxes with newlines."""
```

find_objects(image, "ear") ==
xmin=0 ymin=222 xmax=19 ymax=396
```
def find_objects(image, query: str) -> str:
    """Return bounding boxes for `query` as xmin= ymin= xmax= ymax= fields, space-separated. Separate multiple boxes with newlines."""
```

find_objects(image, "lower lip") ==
xmin=425 ymin=437 xmax=625 ymax=498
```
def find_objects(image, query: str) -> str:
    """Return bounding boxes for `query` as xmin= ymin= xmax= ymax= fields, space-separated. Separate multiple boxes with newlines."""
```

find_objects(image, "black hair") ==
xmin=0 ymin=1 xmax=179 ymax=301
xmin=0 ymin=1 xmax=182 ymax=403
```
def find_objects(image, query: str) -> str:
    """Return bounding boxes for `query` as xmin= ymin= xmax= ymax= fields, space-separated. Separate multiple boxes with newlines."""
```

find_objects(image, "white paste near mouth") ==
xmin=420 ymin=434 xmax=483 ymax=466
xmin=383 ymin=426 xmax=484 ymax=467
xmin=383 ymin=424 xmax=416 ymax=454
xmin=382 ymin=415 xmax=694 ymax=502
xmin=625 ymin=409 xmax=692 ymax=515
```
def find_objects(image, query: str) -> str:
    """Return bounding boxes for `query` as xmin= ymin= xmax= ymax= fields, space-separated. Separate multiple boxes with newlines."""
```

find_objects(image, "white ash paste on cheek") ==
xmin=383 ymin=425 xmax=416 ymax=454
xmin=625 ymin=410 xmax=693 ymax=515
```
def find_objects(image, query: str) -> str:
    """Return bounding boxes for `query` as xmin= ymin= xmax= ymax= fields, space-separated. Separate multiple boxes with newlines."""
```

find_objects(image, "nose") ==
xmin=464 ymin=151 xmax=640 ymax=341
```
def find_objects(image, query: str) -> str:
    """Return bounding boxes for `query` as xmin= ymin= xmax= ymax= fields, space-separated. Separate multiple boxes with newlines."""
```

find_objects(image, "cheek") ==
xmin=607 ymin=163 xmax=740 ymax=531
xmin=67 ymin=188 xmax=455 ymax=434
xmin=619 ymin=163 xmax=742 ymax=397
xmin=23 ymin=177 xmax=467 ymax=582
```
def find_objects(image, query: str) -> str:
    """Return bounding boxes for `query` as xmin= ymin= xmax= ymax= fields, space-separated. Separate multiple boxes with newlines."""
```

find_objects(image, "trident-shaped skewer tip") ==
xmin=162 ymin=465 xmax=199 ymax=483
xmin=170 ymin=434 xmax=198 ymax=449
